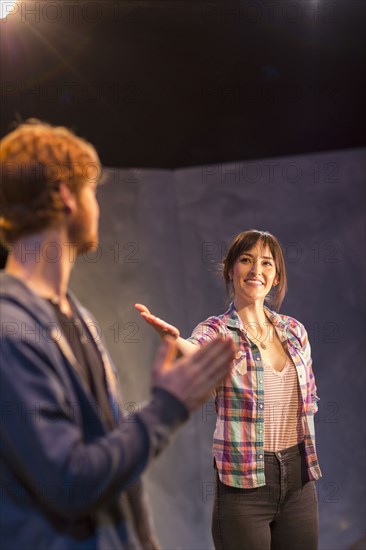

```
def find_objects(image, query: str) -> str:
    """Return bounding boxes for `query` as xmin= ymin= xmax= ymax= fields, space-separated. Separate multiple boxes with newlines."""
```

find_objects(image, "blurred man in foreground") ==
xmin=0 ymin=121 xmax=235 ymax=549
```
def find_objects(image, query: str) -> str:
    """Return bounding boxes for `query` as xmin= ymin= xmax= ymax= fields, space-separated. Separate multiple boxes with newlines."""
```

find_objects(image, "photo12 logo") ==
xmin=0 ymin=1 xmax=140 ymax=24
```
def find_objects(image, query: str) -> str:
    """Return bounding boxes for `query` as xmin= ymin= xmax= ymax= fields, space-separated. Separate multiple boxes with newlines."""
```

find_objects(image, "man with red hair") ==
xmin=0 ymin=120 xmax=235 ymax=549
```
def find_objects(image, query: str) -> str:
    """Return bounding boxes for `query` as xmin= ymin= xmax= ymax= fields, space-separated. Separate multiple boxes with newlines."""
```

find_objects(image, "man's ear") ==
xmin=59 ymin=182 xmax=77 ymax=214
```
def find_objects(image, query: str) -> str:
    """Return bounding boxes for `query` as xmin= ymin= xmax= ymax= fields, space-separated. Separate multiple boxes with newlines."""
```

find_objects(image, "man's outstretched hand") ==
xmin=152 ymin=336 xmax=235 ymax=412
xmin=135 ymin=303 xmax=180 ymax=340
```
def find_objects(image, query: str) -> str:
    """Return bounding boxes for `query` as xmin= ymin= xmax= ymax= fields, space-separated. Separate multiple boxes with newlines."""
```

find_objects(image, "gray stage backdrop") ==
xmin=70 ymin=147 xmax=365 ymax=550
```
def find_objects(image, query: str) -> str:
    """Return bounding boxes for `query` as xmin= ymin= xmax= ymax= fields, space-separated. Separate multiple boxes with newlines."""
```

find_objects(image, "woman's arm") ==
xmin=135 ymin=303 xmax=198 ymax=356
xmin=135 ymin=305 xmax=227 ymax=401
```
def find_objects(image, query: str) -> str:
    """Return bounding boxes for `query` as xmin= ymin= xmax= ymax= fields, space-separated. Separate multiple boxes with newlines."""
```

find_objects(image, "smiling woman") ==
xmin=136 ymin=229 xmax=322 ymax=550
xmin=222 ymin=230 xmax=287 ymax=312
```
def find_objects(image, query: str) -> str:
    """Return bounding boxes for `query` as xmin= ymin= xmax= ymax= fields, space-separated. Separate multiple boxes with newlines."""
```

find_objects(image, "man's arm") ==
xmin=1 ymin=333 xmax=234 ymax=520
xmin=0 ymin=336 xmax=187 ymax=520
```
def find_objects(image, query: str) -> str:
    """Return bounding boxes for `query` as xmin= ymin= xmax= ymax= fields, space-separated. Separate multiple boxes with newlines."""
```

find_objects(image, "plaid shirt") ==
xmin=187 ymin=302 xmax=322 ymax=489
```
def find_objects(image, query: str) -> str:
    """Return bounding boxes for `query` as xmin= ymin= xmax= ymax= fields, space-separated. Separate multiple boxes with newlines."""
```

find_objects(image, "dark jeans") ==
xmin=212 ymin=441 xmax=319 ymax=550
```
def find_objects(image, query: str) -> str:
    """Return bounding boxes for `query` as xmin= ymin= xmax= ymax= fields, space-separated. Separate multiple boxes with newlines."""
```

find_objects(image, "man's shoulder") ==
xmin=0 ymin=273 xmax=49 ymax=324
xmin=0 ymin=278 xmax=35 ymax=324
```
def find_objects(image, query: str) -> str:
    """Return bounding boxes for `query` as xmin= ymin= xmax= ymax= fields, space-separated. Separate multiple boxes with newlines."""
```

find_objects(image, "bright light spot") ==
xmin=339 ymin=519 xmax=350 ymax=531
xmin=0 ymin=1 xmax=17 ymax=20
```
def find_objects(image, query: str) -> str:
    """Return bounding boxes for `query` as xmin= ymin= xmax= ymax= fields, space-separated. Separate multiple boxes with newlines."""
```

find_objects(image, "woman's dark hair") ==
xmin=223 ymin=229 xmax=287 ymax=311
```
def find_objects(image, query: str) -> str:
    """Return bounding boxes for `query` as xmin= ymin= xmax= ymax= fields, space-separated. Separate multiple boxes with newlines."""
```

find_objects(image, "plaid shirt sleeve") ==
xmin=298 ymin=322 xmax=320 ymax=414
xmin=187 ymin=317 xmax=223 ymax=345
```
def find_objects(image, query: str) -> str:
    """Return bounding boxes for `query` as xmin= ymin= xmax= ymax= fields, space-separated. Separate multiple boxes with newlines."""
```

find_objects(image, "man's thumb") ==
xmin=152 ymin=336 xmax=177 ymax=378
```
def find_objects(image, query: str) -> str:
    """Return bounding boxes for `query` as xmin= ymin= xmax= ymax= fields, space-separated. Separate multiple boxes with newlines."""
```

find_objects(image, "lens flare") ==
xmin=0 ymin=1 xmax=17 ymax=20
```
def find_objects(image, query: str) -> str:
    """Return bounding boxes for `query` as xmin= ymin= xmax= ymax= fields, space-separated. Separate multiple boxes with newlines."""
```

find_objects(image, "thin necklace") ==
xmin=244 ymin=325 xmax=271 ymax=350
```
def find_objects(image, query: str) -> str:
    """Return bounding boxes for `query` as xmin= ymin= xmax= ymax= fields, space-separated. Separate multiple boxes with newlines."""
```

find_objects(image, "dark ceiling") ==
xmin=1 ymin=0 xmax=365 ymax=168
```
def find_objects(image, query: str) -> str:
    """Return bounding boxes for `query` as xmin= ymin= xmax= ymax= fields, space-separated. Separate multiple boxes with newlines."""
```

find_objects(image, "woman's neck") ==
xmin=234 ymin=299 xmax=269 ymax=328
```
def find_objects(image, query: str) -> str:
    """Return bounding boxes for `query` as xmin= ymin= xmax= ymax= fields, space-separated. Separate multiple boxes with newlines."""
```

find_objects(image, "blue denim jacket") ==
xmin=0 ymin=273 xmax=188 ymax=549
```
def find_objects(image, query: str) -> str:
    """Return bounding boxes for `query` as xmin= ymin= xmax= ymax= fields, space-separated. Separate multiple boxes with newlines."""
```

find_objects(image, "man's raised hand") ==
xmin=152 ymin=336 xmax=235 ymax=412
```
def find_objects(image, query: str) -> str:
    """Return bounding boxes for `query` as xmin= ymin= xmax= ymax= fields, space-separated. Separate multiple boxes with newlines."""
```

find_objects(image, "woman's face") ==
xmin=229 ymin=240 xmax=279 ymax=306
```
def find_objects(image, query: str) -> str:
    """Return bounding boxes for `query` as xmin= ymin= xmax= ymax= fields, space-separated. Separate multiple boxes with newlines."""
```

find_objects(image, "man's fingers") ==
xmin=186 ymin=339 xmax=235 ymax=381
xmin=190 ymin=338 xmax=235 ymax=366
xmin=152 ymin=337 xmax=235 ymax=412
xmin=152 ymin=336 xmax=177 ymax=377
xmin=165 ymin=338 xmax=235 ymax=411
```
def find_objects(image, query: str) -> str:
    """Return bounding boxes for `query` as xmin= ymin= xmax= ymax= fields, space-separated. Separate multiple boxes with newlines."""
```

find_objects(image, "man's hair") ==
xmin=0 ymin=119 xmax=101 ymax=246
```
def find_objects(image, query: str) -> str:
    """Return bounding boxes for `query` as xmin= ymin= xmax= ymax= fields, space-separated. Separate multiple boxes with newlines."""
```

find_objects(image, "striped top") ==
xmin=187 ymin=302 xmax=321 ymax=489
xmin=263 ymin=358 xmax=304 ymax=452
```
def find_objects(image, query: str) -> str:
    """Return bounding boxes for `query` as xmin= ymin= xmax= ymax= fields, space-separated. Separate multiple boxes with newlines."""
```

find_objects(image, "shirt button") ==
xmin=277 ymin=452 xmax=282 ymax=458
xmin=256 ymin=357 xmax=261 ymax=361
xmin=258 ymin=380 xmax=263 ymax=384
xmin=259 ymin=454 xmax=263 ymax=459
xmin=258 ymin=429 xmax=263 ymax=434
xmin=259 ymin=404 xmax=264 ymax=409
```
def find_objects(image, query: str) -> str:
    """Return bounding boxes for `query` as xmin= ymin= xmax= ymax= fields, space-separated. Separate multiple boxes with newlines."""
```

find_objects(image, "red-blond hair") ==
xmin=0 ymin=119 xmax=101 ymax=246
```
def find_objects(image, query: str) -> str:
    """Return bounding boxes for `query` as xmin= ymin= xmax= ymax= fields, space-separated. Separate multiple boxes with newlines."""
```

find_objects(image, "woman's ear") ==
xmin=59 ymin=182 xmax=77 ymax=214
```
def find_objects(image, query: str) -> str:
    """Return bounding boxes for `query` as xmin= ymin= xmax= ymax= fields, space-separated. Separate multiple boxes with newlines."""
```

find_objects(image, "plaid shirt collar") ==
xmin=222 ymin=301 xmax=297 ymax=351
xmin=223 ymin=301 xmax=286 ymax=331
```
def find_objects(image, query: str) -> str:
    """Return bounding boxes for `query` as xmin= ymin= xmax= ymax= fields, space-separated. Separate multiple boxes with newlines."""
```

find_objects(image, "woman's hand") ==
xmin=135 ymin=303 xmax=180 ymax=340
